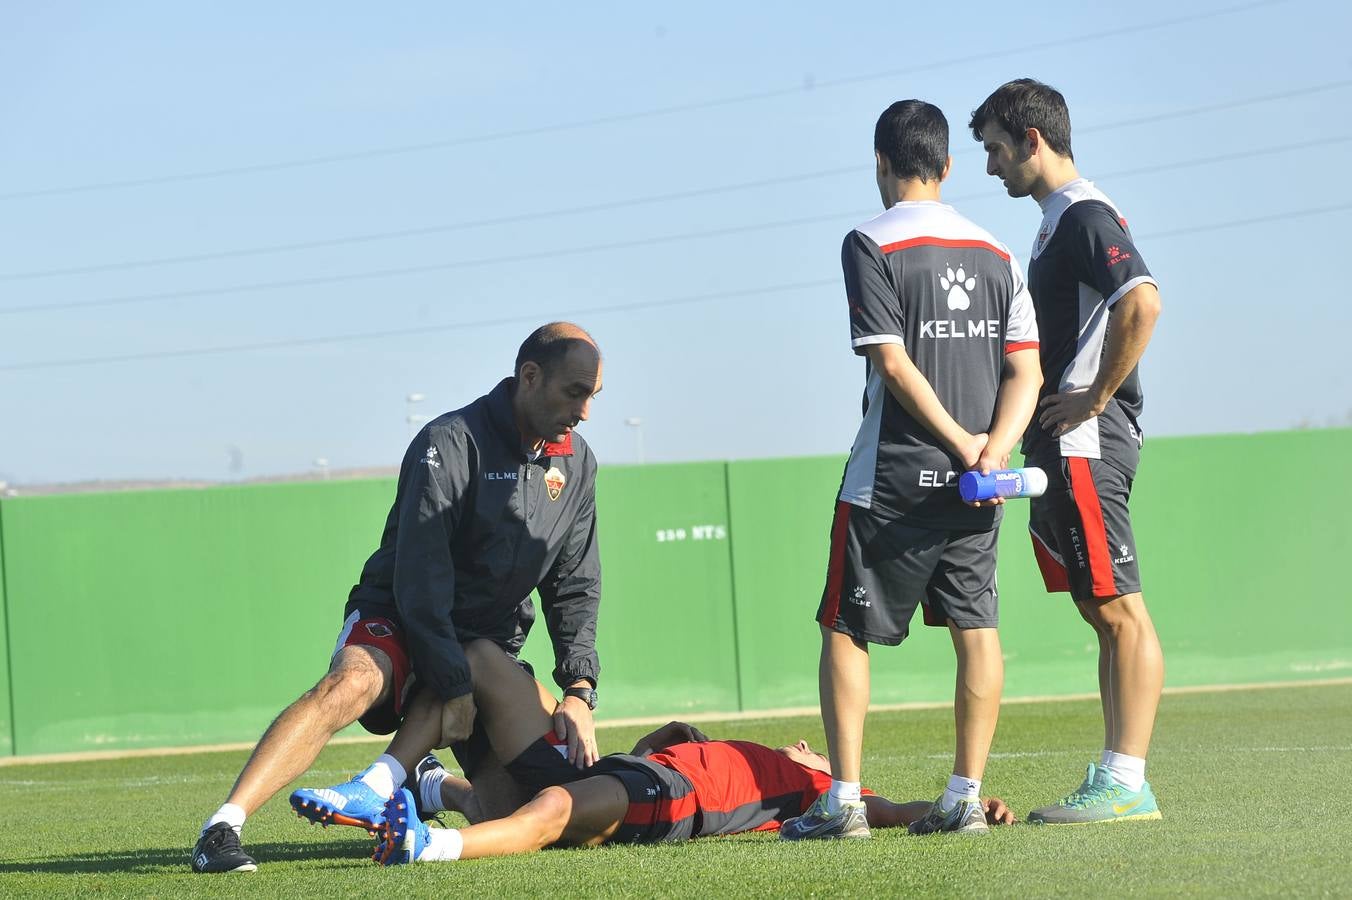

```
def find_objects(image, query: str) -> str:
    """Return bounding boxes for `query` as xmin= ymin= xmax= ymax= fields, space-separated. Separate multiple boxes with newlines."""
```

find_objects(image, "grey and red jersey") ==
xmin=1024 ymin=179 xmax=1157 ymax=474
xmin=838 ymin=200 xmax=1039 ymax=529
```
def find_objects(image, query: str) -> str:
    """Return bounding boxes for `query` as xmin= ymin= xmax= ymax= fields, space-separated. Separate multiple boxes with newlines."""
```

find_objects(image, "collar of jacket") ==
xmin=484 ymin=377 xmax=575 ymax=460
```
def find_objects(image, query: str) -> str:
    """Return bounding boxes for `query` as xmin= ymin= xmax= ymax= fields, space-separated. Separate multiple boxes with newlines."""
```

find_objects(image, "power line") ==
xmin=0 ymin=211 xmax=857 ymax=316
xmin=3 ymin=132 xmax=1343 ymax=317
xmin=0 ymin=280 xmax=837 ymax=373
xmin=2 ymin=201 xmax=1348 ymax=374
xmin=3 ymin=78 xmax=1345 ymax=283
xmin=0 ymin=0 xmax=1289 ymax=202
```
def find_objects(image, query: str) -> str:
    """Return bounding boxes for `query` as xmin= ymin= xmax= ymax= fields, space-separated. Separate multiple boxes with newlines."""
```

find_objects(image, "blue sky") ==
xmin=1 ymin=0 xmax=1349 ymax=484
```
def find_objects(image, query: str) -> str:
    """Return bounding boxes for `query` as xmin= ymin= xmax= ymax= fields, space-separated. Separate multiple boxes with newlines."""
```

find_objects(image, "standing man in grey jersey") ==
xmin=781 ymin=100 xmax=1042 ymax=840
xmin=970 ymin=78 xmax=1165 ymax=825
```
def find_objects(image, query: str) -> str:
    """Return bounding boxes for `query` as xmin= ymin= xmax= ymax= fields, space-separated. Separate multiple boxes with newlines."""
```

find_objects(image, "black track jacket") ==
xmin=345 ymin=378 xmax=601 ymax=701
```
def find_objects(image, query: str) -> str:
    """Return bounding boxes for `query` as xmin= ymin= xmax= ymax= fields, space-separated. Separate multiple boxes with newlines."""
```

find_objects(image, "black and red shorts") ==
xmin=816 ymin=500 xmax=1000 ymax=645
xmin=1027 ymin=457 xmax=1142 ymax=602
xmin=332 ymin=609 xmax=413 ymax=735
xmin=589 ymin=754 xmax=697 ymax=845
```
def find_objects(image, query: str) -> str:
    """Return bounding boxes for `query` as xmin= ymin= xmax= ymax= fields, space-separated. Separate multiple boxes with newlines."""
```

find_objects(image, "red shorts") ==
xmin=332 ymin=610 xmax=414 ymax=735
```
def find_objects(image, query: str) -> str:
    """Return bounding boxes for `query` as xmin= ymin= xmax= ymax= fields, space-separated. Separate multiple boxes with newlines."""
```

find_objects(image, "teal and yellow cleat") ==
xmin=374 ymin=789 xmax=430 ymax=866
xmin=290 ymin=768 xmax=388 ymax=832
xmin=779 ymin=792 xmax=872 ymax=840
xmin=1028 ymin=764 xmax=1162 ymax=825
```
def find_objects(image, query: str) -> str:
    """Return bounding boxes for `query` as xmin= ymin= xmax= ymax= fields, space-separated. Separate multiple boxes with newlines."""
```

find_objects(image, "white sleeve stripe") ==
xmin=851 ymin=334 xmax=905 ymax=348
xmin=1104 ymin=275 xmax=1158 ymax=308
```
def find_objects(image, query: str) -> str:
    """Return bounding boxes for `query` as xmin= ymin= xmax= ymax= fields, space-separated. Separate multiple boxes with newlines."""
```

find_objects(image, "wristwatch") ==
xmin=564 ymin=686 xmax=598 ymax=710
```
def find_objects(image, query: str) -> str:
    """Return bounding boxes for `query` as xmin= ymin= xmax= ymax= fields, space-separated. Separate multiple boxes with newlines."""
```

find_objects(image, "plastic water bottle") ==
xmin=958 ymin=467 xmax=1048 ymax=503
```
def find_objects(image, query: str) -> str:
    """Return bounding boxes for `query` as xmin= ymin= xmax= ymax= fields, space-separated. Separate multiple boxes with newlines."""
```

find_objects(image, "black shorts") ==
xmin=452 ymin=731 xmax=584 ymax=795
xmin=1028 ymin=457 xmax=1142 ymax=602
xmin=816 ymin=501 xmax=999 ymax=645
xmin=589 ymin=754 xmax=696 ymax=844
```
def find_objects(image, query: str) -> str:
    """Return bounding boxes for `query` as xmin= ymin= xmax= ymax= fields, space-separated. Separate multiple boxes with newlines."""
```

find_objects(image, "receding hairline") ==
xmin=514 ymin=321 xmax=601 ymax=378
xmin=533 ymin=321 xmax=597 ymax=350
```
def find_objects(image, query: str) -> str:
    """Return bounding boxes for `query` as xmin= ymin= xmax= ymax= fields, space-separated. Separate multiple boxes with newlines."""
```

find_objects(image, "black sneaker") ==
xmin=191 ymin=822 xmax=258 ymax=873
xmin=401 ymin=753 xmax=446 ymax=823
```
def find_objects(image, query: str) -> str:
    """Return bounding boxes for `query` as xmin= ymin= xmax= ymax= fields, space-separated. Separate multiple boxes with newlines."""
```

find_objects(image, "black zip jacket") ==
xmin=345 ymin=378 xmax=601 ymax=701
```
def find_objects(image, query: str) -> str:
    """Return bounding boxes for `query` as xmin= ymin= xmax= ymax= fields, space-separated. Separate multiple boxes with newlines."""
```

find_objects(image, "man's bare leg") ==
xmin=1081 ymin=593 xmax=1163 ymax=760
xmin=383 ymin=775 xmax=630 ymax=863
xmin=819 ymin=626 xmax=870 ymax=786
xmin=193 ymin=644 xmax=394 ymax=872
xmin=1076 ymin=601 xmax=1115 ymax=751
xmin=949 ymin=624 xmax=1003 ymax=782
xmin=223 ymin=645 xmax=392 ymax=815
xmin=402 ymin=641 xmax=568 ymax=823
xmin=459 ymin=777 xmax=629 ymax=858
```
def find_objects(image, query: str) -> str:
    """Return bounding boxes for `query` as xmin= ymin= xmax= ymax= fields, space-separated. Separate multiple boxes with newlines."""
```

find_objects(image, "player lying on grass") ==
xmin=363 ymin=641 xmax=1015 ymax=864
xmin=374 ymin=722 xmax=1015 ymax=864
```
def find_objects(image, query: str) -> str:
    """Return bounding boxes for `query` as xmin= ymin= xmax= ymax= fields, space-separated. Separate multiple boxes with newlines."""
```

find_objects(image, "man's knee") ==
xmin=1085 ymin=593 xmax=1152 ymax=636
xmin=307 ymin=646 xmax=391 ymax=714
xmin=820 ymin=624 xmax=867 ymax=653
xmin=526 ymin=786 xmax=575 ymax=848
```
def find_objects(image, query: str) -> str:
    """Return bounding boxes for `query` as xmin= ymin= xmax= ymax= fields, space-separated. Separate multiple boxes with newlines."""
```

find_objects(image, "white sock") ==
xmin=1100 ymin=748 xmax=1113 ymax=768
xmin=203 ymin=803 xmax=246 ymax=836
xmin=826 ymin=780 xmax=861 ymax=813
xmin=358 ymin=754 xmax=407 ymax=799
xmin=419 ymin=767 xmax=448 ymax=814
xmin=420 ymin=827 xmax=464 ymax=861
xmin=1102 ymin=751 xmax=1146 ymax=792
xmin=938 ymin=773 xmax=980 ymax=812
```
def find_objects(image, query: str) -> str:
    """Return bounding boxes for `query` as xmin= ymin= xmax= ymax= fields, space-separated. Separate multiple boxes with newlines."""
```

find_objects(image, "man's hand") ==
xmin=437 ymin=693 xmax=477 ymax=748
xmin=1038 ymin=388 xmax=1105 ymax=437
xmin=553 ymin=695 xmax=598 ymax=769
xmin=982 ymin=796 xmax=1017 ymax=826
xmin=964 ymin=441 xmax=1014 ymax=509
xmin=959 ymin=432 xmax=990 ymax=470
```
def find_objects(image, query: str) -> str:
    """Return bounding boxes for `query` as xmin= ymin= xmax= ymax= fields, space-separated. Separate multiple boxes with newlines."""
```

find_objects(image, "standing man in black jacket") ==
xmin=192 ymin=322 xmax=605 ymax=874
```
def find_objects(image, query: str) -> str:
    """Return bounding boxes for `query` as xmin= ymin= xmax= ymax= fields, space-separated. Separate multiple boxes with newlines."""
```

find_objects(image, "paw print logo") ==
xmin=939 ymin=266 xmax=976 ymax=310
xmin=1107 ymin=246 xmax=1121 ymax=259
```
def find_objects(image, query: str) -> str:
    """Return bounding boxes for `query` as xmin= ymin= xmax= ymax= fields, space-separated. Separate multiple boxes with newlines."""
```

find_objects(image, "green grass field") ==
xmin=2 ymin=682 xmax=1349 ymax=897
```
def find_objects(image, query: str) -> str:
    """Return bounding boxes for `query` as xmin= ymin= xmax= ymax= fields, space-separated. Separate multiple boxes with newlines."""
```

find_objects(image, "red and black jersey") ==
xmin=648 ymin=740 xmax=868 ymax=836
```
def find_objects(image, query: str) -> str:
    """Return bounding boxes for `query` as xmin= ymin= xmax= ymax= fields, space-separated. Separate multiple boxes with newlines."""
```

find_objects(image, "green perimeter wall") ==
xmin=0 ymin=505 xmax=12 ymax=755
xmin=0 ymin=429 xmax=1348 ymax=755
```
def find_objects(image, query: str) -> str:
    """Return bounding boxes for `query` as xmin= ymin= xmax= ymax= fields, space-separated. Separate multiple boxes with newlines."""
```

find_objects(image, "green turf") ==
xmin=2 ymin=683 xmax=1349 ymax=897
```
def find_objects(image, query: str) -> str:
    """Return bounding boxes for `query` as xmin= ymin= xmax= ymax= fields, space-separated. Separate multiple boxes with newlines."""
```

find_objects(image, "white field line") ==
xmin=2 ymin=675 xmax=1350 ymax=769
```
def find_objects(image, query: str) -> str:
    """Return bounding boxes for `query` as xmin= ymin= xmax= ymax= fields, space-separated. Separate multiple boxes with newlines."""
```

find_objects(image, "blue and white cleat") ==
xmin=290 ymin=767 xmax=388 ymax=832
xmin=374 ymin=788 xmax=429 ymax=866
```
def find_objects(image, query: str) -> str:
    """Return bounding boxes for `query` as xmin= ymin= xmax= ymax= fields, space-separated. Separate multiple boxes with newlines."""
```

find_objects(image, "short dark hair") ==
xmin=515 ymin=322 xmax=598 ymax=378
xmin=969 ymin=78 xmax=1073 ymax=159
xmin=874 ymin=100 xmax=949 ymax=183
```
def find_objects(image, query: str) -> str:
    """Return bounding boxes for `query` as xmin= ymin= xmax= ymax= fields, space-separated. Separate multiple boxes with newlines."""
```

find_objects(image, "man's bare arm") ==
xmin=862 ymin=795 xmax=1017 ymax=828
xmin=1039 ymin=283 xmax=1161 ymax=436
xmin=865 ymin=343 xmax=987 ymax=468
xmin=630 ymin=721 xmax=710 ymax=757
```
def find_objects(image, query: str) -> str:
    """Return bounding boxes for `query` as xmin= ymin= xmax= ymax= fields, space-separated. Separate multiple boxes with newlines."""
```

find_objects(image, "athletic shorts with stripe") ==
xmin=816 ymin=500 xmax=999 ymax=645
xmin=588 ymin=754 xmax=697 ymax=844
xmin=332 ymin=609 xmax=414 ymax=735
xmin=1027 ymin=456 xmax=1142 ymax=602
